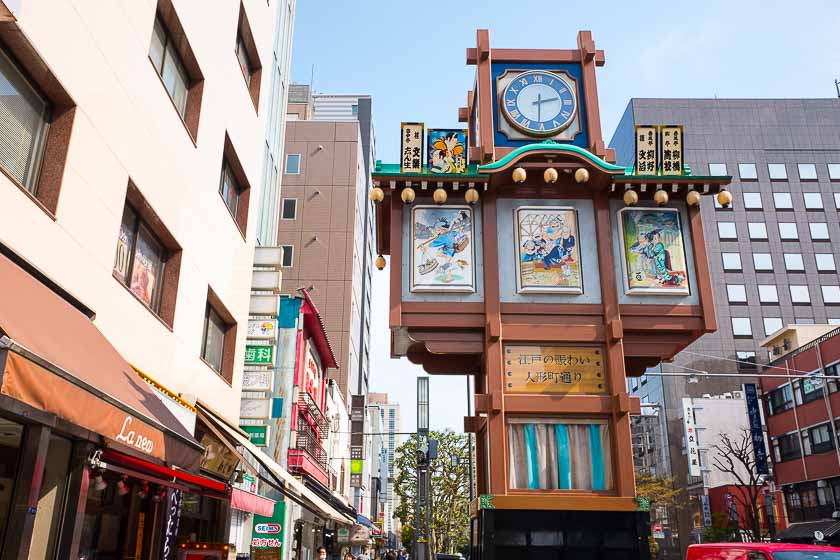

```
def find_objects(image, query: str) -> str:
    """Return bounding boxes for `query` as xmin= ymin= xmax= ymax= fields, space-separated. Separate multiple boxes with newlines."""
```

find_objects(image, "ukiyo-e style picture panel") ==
xmin=618 ymin=207 xmax=690 ymax=295
xmin=514 ymin=206 xmax=582 ymax=294
xmin=427 ymin=129 xmax=467 ymax=174
xmin=410 ymin=205 xmax=475 ymax=293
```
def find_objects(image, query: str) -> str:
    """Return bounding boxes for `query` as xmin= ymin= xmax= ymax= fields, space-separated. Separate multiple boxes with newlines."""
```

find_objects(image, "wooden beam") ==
xmin=466 ymin=48 xmax=605 ymax=66
xmin=388 ymin=195 xmax=402 ymax=328
xmin=477 ymin=494 xmax=639 ymax=512
xmin=505 ymin=394 xmax=613 ymax=414
xmin=475 ymin=29 xmax=495 ymax=163
xmin=688 ymin=203 xmax=718 ymax=333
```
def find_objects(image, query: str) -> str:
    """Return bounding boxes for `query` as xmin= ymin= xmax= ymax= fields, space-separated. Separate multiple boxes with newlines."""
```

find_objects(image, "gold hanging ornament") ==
xmin=512 ymin=167 xmax=527 ymax=184
xmin=465 ymin=188 xmax=480 ymax=205
xmin=433 ymin=188 xmax=448 ymax=204
xmin=574 ymin=168 xmax=590 ymax=184
xmin=401 ymin=187 xmax=416 ymax=205
xmin=653 ymin=189 xmax=670 ymax=206
xmin=686 ymin=190 xmax=701 ymax=206
xmin=623 ymin=190 xmax=639 ymax=206
xmin=543 ymin=167 xmax=558 ymax=184
xmin=716 ymin=189 xmax=733 ymax=207
xmin=375 ymin=255 xmax=386 ymax=270
xmin=369 ymin=187 xmax=384 ymax=203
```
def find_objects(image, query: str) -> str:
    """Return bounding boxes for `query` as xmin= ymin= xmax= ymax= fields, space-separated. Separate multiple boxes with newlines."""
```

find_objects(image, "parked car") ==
xmin=687 ymin=543 xmax=840 ymax=560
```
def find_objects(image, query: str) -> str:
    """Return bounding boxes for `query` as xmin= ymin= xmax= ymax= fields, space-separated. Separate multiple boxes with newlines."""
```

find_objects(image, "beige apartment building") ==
xmin=278 ymin=88 xmax=376 ymax=401
xmin=0 ymin=0 xmax=287 ymax=556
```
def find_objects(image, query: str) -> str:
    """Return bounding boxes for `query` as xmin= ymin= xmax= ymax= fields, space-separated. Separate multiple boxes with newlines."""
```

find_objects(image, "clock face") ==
xmin=501 ymin=70 xmax=577 ymax=136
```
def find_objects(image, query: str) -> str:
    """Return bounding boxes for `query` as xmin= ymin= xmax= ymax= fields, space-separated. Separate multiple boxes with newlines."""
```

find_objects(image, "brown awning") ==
xmin=0 ymin=252 xmax=202 ymax=470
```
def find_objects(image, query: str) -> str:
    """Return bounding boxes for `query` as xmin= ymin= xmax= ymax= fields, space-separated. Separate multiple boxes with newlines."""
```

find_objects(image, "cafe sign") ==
xmin=503 ymin=345 xmax=605 ymax=394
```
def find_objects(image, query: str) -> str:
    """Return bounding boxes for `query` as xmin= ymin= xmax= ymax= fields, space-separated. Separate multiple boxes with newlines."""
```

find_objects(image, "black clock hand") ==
xmin=536 ymin=93 xmax=541 ymax=122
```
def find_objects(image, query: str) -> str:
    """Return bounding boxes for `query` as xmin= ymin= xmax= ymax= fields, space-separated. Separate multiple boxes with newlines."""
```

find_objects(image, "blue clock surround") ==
xmin=491 ymin=62 xmax=590 ymax=150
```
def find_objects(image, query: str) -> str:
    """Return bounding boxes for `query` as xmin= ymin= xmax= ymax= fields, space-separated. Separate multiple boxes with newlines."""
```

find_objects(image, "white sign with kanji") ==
xmin=682 ymin=398 xmax=701 ymax=477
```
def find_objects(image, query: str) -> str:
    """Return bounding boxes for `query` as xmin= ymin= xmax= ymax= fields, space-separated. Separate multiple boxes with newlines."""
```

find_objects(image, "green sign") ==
xmin=241 ymin=425 xmax=269 ymax=446
xmin=350 ymin=459 xmax=363 ymax=475
xmin=251 ymin=500 xmax=286 ymax=553
xmin=245 ymin=345 xmax=274 ymax=365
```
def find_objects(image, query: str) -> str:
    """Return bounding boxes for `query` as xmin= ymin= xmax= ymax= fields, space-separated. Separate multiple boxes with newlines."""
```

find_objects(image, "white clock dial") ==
xmin=516 ymin=83 xmax=563 ymax=123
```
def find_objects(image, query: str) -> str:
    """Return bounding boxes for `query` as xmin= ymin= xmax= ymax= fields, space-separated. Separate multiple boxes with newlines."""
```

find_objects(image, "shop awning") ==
xmin=196 ymin=403 xmax=356 ymax=525
xmin=357 ymin=514 xmax=375 ymax=528
xmin=101 ymin=449 xmax=226 ymax=494
xmin=231 ymin=487 xmax=275 ymax=517
xmin=0 ymin=252 xmax=203 ymax=470
xmin=777 ymin=519 xmax=840 ymax=541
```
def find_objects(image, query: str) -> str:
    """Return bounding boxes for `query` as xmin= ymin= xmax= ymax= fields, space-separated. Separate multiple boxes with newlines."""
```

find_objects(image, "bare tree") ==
xmin=710 ymin=429 xmax=764 ymax=541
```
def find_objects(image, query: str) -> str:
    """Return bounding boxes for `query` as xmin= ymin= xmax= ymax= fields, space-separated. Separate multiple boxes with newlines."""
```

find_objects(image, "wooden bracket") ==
xmin=464 ymin=415 xmax=487 ymax=434
xmin=487 ymin=318 xmax=501 ymax=341
xmin=608 ymin=318 xmax=623 ymax=342
xmin=458 ymin=107 xmax=468 ymax=123
xmin=474 ymin=393 xmax=491 ymax=414
xmin=612 ymin=393 xmax=640 ymax=416
xmin=490 ymin=391 xmax=503 ymax=413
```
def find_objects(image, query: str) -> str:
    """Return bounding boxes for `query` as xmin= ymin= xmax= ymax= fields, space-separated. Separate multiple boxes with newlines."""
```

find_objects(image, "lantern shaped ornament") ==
xmin=433 ymin=188 xmax=448 ymax=205
xmin=653 ymin=189 xmax=670 ymax=206
xmin=401 ymin=187 xmax=416 ymax=205
xmin=375 ymin=255 xmax=386 ymax=270
xmin=465 ymin=188 xmax=480 ymax=205
xmin=686 ymin=190 xmax=701 ymax=206
xmin=623 ymin=190 xmax=639 ymax=206
xmin=369 ymin=187 xmax=385 ymax=203
xmin=574 ymin=168 xmax=590 ymax=184
xmin=716 ymin=189 xmax=733 ymax=208
xmin=543 ymin=167 xmax=558 ymax=184
xmin=512 ymin=167 xmax=527 ymax=184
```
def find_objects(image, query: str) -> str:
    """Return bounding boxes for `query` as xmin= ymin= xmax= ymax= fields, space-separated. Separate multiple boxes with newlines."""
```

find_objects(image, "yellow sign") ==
xmin=504 ymin=345 xmax=605 ymax=394
xmin=660 ymin=125 xmax=684 ymax=176
xmin=400 ymin=122 xmax=424 ymax=173
xmin=635 ymin=125 xmax=658 ymax=174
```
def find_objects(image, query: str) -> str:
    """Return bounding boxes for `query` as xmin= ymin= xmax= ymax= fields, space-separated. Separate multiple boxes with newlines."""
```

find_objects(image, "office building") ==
xmin=368 ymin=392 xmax=402 ymax=547
xmin=612 ymin=97 xmax=840 ymax=554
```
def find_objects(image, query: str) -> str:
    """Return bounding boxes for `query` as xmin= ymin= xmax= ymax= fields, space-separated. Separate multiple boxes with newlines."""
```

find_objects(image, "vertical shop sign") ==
xmin=160 ymin=488 xmax=182 ymax=560
xmin=682 ymin=398 xmax=701 ymax=477
xmin=660 ymin=125 xmax=684 ymax=175
xmin=251 ymin=501 xmax=286 ymax=560
xmin=635 ymin=125 xmax=658 ymax=174
xmin=700 ymin=495 xmax=712 ymax=527
xmin=400 ymin=122 xmax=424 ymax=173
xmin=744 ymin=383 xmax=769 ymax=475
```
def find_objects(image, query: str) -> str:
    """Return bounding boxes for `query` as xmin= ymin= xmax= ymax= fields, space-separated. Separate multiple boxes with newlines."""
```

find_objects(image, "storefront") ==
xmin=0 ymin=249 xmax=224 ymax=559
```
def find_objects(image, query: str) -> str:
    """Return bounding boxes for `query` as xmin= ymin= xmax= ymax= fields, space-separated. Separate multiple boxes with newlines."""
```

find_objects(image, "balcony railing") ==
xmin=294 ymin=421 xmax=329 ymax=471
xmin=298 ymin=390 xmax=329 ymax=439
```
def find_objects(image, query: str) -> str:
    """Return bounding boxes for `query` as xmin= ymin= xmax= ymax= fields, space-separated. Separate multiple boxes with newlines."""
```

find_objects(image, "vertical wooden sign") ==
xmin=634 ymin=125 xmax=658 ymax=174
xmin=401 ymin=122 xmax=425 ymax=173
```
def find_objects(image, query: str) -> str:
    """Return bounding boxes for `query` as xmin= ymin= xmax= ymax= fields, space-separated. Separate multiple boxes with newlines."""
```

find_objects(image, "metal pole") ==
xmin=835 ymin=79 xmax=840 ymax=98
xmin=467 ymin=375 xmax=474 ymax=502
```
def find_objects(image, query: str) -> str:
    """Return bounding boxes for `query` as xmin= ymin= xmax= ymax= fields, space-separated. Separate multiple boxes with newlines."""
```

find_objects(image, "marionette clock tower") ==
xmin=371 ymin=29 xmax=731 ymax=559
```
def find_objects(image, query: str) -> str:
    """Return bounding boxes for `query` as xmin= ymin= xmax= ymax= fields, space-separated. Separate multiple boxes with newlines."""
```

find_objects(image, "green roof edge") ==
xmin=372 ymin=161 xmax=488 ymax=179
xmin=476 ymin=141 xmax=627 ymax=173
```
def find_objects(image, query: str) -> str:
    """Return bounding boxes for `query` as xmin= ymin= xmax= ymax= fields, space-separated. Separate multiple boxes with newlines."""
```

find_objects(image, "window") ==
xmin=789 ymin=285 xmax=811 ymax=304
xmin=773 ymin=192 xmax=793 ymax=210
xmin=763 ymin=317 xmax=783 ymax=336
xmin=351 ymin=104 xmax=359 ymax=116
xmin=713 ymin=194 xmax=730 ymax=210
xmin=709 ymin=163 xmax=727 ymax=176
xmin=722 ymin=253 xmax=742 ymax=271
xmin=829 ymin=164 xmax=840 ymax=180
xmin=777 ymin=433 xmax=801 ymax=462
xmin=200 ymin=289 xmax=236 ymax=382
xmin=809 ymin=222 xmax=830 ymax=241
xmin=778 ymin=223 xmax=799 ymax=240
xmin=731 ymin=317 xmax=752 ymax=337
xmin=753 ymin=253 xmax=773 ymax=271
xmin=737 ymin=351 xmax=757 ymax=370
xmin=822 ymin=286 xmax=840 ymax=304
xmin=0 ymin=47 xmax=49 ymax=194
xmin=768 ymin=385 xmax=793 ymax=415
xmin=808 ymin=424 xmax=833 ymax=454
xmin=285 ymin=153 xmax=301 ymax=174
xmin=743 ymin=192 xmax=762 ymax=209
xmin=758 ymin=285 xmax=779 ymax=304
xmin=280 ymin=245 xmax=294 ymax=267
xmin=218 ymin=134 xmax=252 ymax=234
xmin=149 ymin=7 xmax=204 ymax=139
xmin=114 ymin=205 xmax=167 ymax=311
xmin=727 ymin=284 xmax=747 ymax=304
xmin=281 ymin=198 xmax=297 ymax=219
xmin=738 ymin=163 xmax=758 ymax=180
xmin=816 ymin=254 xmax=836 ymax=272
xmin=798 ymin=164 xmax=818 ymax=181
xmin=834 ymin=193 xmax=840 ymax=210
xmin=796 ymin=318 xmax=816 ymax=325
xmin=804 ymin=192 xmax=824 ymax=209
xmin=219 ymin=161 xmax=242 ymax=217
xmin=718 ymin=222 xmax=737 ymax=240
xmin=748 ymin=222 xmax=768 ymax=240
xmin=235 ymin=4 xmax=262 ymax=109
xmin=830 ymin=318 xmax=840 ymax=325
xmin=784 ymin=253 xmax=805 ymax=271
xmin=768 ymin=163 xmax=787 ymax=180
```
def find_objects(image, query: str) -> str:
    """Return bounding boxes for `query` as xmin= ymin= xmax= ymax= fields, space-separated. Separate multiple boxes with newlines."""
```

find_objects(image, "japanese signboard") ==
xmin=400 ymin=122 xmax=424 ymax=173
xmin=635 ymin=125 xmax=658 ymax=174
xmin=700 ymin=494 xmax=712 ymax=527
xmin=248 ymin=319 xmax=278 ymax=340
xmin=160 ymin=488 xmax=182 ymax=560
xmin=251 ymin=501 xmax=286 ymax=559
xmin=743 ymin=383 xmax=769 ymax=475
xmin=350 ymin=444 xmax=364 ymax=487
xmin=199 ymin=433 xmax=238 ymax=479
xmin=503 ymin=345 xmax=605 ymax=394
xmin=242 ymin=370 xmax=273 ymax=391
xmin=427 ymin=129 xmax=467 ymax=174
xmin=301 ymin=341 xmax=323 ymax=405
xmin=240 ymin=398 xmax=271 ymax=420
xmin=682 ymin=398 xmax=701 ymax=477
xmin=241 ymin=424 xmax=269 ymax=446
xmin=245 ymin=344 xmax=275 ymax=365
xmin=660 ymin=125 xmax=684 ymax=176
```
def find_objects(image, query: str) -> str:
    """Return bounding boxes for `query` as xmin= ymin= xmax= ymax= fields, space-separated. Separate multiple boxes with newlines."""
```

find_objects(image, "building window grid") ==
xmin=778 ymin=223 xmax=799 ymax=241
xmin=727 ymin=284 xmax=747 ymax=304
xmin=113 ymin=205 xmax=167 ymax=312
xmin=718 ymin=222 xmax=737 ymax=240
xmin=285 ymin=153 xmax=301 ymax=174
xmin=753 ymin=253 xmax=773 ymax=271
xmin=722 ymin=253 xmax=742 ymax=271
xmin=784 ymin=253 xmax=805 ymax=272
xmin=773 ymin=192 xmax=793 ymax=210
xmin=804 ymin=192 xmax=824 ymax=210
xmin=742 ymin=192 xmax=762 ymax=209
xmin=768 ymin=163 xmax=787 ymax=180
xmin=789 ymin=285 xmax=811 ymax=305
xmin=816 ymin=254 xmax=836 ymax=272
xmin=149 ymin=17 xmax=190 ymax=118
xmin=281 ymin=198 xmax=297 ymax=220
xmin=738 ymin=163 xmax=758 ymax=181
xmin=809 ymin=222 xmax=830 ymax=241
xmin=798 ymin=164 xmax=818 ymax=181
xmin=763 ymin=317 xmax=783 ymax=336
xmin=748 ymin=222 xmax=768 ymax=240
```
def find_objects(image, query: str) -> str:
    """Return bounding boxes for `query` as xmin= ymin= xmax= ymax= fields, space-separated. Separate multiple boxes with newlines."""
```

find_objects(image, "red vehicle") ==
xmin=687 ymin=543 xmax=840 ymax=560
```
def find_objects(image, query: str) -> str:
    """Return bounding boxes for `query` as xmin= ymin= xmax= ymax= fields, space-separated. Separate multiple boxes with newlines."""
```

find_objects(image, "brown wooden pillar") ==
xmin=56 ymin=440 xmax=95 ymax=560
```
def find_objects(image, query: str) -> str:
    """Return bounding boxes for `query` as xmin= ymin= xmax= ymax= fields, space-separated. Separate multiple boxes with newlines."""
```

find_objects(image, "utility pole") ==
xmin=415 ymin=377 xmax=431 ymax=560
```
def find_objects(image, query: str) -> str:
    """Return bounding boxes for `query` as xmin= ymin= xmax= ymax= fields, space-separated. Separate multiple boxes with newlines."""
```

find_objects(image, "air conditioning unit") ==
xmin=732 ymin=390 xmax=744 ymax=399
xmin=723 ymin=392 xmax=733 ymax=399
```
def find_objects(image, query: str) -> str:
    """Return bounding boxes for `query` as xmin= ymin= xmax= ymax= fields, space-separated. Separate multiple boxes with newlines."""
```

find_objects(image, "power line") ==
xmin=677 ymin=349 xmax=817 ymax=375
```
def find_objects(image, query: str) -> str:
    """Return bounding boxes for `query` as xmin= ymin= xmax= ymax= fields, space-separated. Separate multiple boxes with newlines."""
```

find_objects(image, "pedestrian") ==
xmin=343 ymin=553 xmax=355 ymax=560
xmin=317 ymin=546 xmax=328 ymax=560
xmin=357 ymin=545 xmax=371 ymax=560
xmin=384 ymin=551 xmax=397 ymax=560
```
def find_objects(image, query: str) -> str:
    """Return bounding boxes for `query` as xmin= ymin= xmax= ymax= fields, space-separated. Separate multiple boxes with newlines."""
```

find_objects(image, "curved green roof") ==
xmin=478 ymin=140 xmax=629 ymax=173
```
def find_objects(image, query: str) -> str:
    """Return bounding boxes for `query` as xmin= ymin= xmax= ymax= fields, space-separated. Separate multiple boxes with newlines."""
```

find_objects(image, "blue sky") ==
xmin=291 ymin=0 xmax=840 ymax=431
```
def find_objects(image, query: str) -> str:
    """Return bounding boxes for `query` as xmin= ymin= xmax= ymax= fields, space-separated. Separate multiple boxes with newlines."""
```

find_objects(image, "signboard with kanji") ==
xmin=251 ymin=501 xmax=286 ymax=559
xmin=241 ymin=424 xmax=269 ymax=446
xmin=635 ymin=125 xmax=658 ymax=174
xmin=245 ymin=344 xmax=275 ymax=365
xmin=743 ymin=383 xmax=769 ymax=475
xmin=400 ymin=122 xmax=424 ymax=173
xmin=503 ymin=345 xmax=605 ymax=394
xmin=682 ymin=398 xmax=701 ymax=477
xmin=660 ymin=125 xmax=684 ymax=176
